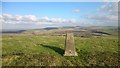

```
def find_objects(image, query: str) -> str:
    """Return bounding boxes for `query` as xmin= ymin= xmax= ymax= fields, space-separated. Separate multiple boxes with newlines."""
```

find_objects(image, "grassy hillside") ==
xmin=2 ymin=34 xmax=119 ymax=66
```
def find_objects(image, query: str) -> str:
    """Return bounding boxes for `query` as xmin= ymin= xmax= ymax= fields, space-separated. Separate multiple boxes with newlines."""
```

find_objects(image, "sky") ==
xmin=2 ymin=0 xmax=119 ymax=2
xmin=1 ymin=2 xmax=118 ymax=29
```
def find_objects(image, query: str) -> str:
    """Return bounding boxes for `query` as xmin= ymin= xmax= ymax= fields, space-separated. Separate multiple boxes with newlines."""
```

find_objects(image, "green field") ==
xmin=2 ymin=34 xmax=119 ymax=66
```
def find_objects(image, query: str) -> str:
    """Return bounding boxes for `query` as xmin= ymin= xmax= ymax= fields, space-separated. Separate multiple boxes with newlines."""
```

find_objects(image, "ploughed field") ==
xmin=1 ymin=27 xmax=119 ymax=66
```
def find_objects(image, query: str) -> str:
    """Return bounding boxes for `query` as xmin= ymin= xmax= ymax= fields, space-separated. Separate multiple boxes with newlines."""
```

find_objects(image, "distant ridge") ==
xmin=43 ymin=27 xmax=58 ymax=30
xmin=1 ymin=29 xmax=26 ymax=34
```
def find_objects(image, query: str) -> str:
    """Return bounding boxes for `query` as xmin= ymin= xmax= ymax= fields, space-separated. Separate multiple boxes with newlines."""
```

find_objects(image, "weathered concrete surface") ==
xmin=64 ymin=33 xmax=78 ymax=56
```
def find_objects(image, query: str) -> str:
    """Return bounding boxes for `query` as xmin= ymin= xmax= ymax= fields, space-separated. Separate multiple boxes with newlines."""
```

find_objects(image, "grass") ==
xmin=2 ymin=34 xmax=119 ymax=66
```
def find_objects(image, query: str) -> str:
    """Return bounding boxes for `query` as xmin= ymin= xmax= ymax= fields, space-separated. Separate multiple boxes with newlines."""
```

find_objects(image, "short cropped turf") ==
xmin=2 ymin=34 xmax=119 ymax=66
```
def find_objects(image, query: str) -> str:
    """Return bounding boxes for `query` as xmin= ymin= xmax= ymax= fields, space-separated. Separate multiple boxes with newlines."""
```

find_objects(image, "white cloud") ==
xmin=41 ymin=16 xmax=49 ymax=21
xmin=86 ymin=14 xmax=118 ymax=21
xmin=2 ymin=14 xmax=38 ymax=22
xmin=100 ymin=2 xmax=118 ymax=15
xmin=22 ymin=15 xmax=38 ymax=21
xmin=84 ymin=2 xmax=118 ymax=26
xmin=73 ymin=9 xmax=80 ymax=13
xmin=2 ymin=14 xmax=77 ymax=25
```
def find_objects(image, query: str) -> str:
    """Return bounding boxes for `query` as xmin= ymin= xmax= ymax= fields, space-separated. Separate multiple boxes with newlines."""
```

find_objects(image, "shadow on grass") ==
xmin=39 ymin=44 xmax=64 ymax=56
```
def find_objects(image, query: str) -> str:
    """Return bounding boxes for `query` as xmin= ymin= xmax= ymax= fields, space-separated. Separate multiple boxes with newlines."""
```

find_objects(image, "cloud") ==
xmin=100 ymin=2 xmax=118 ymax=15
xmin=1 ymin=14 xmax=77 ymax=25
xmin=2 ymin=14 xmax=38 ymax=23
xmin=84 ymin=2 xmax=118 ymax=26
xmin=73 ymin=9 xmax=80 ymax=13
xmin=85 ymin=14 xmax=117 ymax=21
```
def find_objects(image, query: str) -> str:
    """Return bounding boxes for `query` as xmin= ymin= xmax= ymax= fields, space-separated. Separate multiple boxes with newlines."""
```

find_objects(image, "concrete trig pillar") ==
xmin=64 ymin=33 xmax=78 ymax=56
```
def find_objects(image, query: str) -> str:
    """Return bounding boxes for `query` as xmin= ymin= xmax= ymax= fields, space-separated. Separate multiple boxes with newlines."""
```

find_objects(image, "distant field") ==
xmin=2 ymin=33 xmax=119 ymax=66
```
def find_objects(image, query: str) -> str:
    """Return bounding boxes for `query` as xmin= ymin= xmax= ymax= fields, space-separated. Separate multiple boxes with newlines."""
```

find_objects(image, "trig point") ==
xmin=64 ymin=33 xmax=78 ymax=56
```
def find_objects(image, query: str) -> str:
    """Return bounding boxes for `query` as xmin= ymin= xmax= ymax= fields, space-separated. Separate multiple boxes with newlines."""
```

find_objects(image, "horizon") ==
xmin=2 ymin=26 xmax=118 ymax=30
